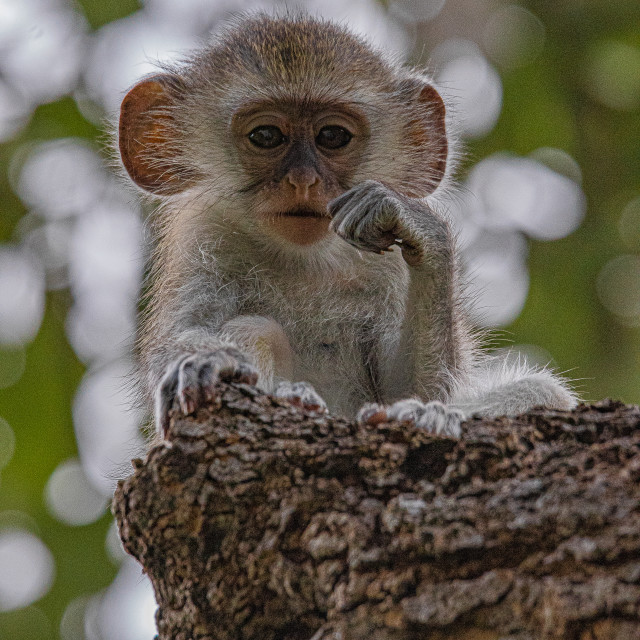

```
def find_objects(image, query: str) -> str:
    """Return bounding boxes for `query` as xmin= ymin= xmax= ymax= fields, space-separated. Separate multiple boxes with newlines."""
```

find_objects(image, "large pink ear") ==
xmin=119 ymin=74 xmax=197 ymax=195
xmin=401 ymin=80 xmax=448 ymax=198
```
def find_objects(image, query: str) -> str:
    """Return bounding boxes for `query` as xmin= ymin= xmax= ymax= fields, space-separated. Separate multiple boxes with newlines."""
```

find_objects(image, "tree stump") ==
xmin=113 ymin=384 xmax=640 ymax=640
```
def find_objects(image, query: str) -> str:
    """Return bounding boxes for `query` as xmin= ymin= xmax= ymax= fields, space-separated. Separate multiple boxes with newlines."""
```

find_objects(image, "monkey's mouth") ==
xmin=277 ymin=208 xmax=328 ymax=219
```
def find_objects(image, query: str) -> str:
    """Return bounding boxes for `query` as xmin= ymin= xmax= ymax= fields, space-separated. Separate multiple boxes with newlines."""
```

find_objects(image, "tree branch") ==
xmin=113 ymin=384 xmax=640 ymax=640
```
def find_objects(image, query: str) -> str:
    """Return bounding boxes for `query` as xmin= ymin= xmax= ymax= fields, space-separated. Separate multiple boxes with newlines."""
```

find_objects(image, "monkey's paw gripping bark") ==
xmin=328 ymin=180 xmax=425 ymax=266
xmin=156 ymin=347 xmax=258 ymax=435
xmin=358 ymin=398 xmax=463 ymax=437
xmin=273 ymin=381 xmax=327 ymax=413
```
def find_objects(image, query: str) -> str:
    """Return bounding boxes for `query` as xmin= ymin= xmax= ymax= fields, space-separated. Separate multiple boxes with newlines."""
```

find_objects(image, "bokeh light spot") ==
xmin=66 ymin=203 xmax=143 ymax=364
xmin=0 ymin=528 xmax=55 ymax=611
xmin=0 ymin=418 xmax=16 ymax=470
xmin=482 ymin=5 xmax=545 ymax=69
xmin=16 ymin=139 xmax=110 ymax=220
xmin=466 ymin=153 xmax=586 ymax=240
xmin=529 ymin=147 xmax=582 ymax=184
xmin=45 ymin=458 xmax=108 ymax=526
xmin=85 ymin=12 xmax=201 ymax=112
xmin=105 ymin=520 xmax=127 ymax=565
xmin=21 ymin=221 xmax=73 ymax=291
xmin=87 ymin=559 xmax=157 ymax=640
xmin=587 ymin=40 xmax=640 ymax=111
xmin=0 ymin=346 xmax=27 ymax=389
xmin=618 ymin=196 xmax=640 ymax=252
xmin=60 ymin=595 xmax=90 ymax=640
xmin=436 ymin=47 xmax=502 ymax=138
xmin=0 ymin=246 xmax=45 ymax=346
xmin=0 ymin=80 xmax=29 ymax=142
xmin=596 ymin=255 xmax=640 ymax=326
xmin=0 ymin=1 xmax=87 ymax=105
xmin=73 ymin=361 xmax=146 ymax=495
xmin=390 ymin=0 xmax=447 ymax=23
xmin=462 ymin=230 xmax=530 ymax=327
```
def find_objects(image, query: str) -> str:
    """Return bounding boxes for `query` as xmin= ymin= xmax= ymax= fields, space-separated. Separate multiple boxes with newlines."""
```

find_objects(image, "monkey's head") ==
xmin=118 ymin=14 xmax=448 ymax=247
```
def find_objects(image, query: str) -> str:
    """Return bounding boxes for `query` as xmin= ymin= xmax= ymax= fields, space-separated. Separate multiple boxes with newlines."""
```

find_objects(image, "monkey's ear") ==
xmin=401 ymin=80 xmax=448 ymax=198
xmin=119 ymin=74 xmax=196 ymax=195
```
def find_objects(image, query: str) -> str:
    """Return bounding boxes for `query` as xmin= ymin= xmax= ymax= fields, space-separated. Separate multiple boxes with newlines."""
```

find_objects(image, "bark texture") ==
xmin=113 ymin=385 xmax=640 ymax=640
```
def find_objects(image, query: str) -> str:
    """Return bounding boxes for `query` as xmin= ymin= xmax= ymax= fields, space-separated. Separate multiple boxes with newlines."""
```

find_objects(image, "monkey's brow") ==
xmin=232 ymin=98 xmax=366 ymax=118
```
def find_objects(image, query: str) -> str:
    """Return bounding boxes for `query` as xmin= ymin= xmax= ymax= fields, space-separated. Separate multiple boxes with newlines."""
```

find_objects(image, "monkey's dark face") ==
xmin=230 ymin=100 xmax=369 ymax=246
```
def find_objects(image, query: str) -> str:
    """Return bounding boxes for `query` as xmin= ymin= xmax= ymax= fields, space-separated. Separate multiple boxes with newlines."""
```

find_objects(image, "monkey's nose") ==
xmin=286 ymin=169 xmax=320 ymax=199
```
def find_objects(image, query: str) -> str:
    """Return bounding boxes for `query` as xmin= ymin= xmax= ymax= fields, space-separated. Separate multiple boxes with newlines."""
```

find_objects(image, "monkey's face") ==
xmin=229 ymin=100 xmax=369 ymax=246
xmin=118 ymin=17 xmax=449 ymax=251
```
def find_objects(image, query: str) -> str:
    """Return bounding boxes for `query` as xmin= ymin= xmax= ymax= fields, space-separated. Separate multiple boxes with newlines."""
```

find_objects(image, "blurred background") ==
xmin=0 ymin=0 xmax=638 ymax=638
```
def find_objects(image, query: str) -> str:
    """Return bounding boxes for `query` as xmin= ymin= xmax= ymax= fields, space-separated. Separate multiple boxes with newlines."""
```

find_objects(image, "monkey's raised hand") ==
xmin=329 ymin=180 xmax=448 ymax=267
xmin=156 ymin=347 xmax=258 ymax=437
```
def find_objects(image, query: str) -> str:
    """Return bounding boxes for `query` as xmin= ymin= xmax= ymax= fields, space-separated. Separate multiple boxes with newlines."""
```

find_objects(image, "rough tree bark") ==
xmin=113 ymin=383 xmax=640 ymax=640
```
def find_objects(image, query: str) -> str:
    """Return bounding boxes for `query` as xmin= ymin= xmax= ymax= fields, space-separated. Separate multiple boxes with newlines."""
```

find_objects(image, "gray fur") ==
xmin=118 ymin=15 xmax=578 ymax=438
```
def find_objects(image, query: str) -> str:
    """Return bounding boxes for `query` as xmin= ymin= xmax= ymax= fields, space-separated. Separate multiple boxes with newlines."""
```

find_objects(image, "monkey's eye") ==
xmin=316 ymin=125 xmax=352 ymax=150
xmin=248 ymin=125 xmax=286 ymax=149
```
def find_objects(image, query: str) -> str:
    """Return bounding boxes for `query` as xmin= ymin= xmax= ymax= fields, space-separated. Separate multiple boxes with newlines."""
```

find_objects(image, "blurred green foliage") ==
xmin=0 ymin=0 xmax=638 ymax=638
xmin=486 ymin=0 xmax=640 ymax=403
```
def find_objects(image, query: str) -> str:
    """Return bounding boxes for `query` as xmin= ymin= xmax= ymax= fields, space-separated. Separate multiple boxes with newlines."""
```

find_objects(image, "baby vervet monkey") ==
xmin=117 ymin=14 xmax=577 ymax=439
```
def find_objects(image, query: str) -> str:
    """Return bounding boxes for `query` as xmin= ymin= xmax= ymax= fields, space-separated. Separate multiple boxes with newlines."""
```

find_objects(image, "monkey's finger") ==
xmin=214 ymin=350 xmax=259 ymax=385
xmin=338 ymin=226 xmax=394 ymax=255
xmin=156 ymin=361 xmax=182 ymax=437
xmin=157 ymin=398 xmax=174 ymax=438
xmin=352 ymin=213 xmax=397 ymax=252
xmin=274 ymin=381 xmax=327 ymax=413
xmin=385 ymin=398 xmax=426 ymax=422
xmin=415 ymin=402 xmax=463 ymax=438
xmin=327 ymin=187 xmax=362 ymax=216
xmin=444 ymin=408 xmax=465 ymax=437
xmin=331 ymin=178 xmax=387 ymax=208
xmin=228 ymin=361 xmax=259 ymax=386
xmin=289 ymin=381 xmax=327 ymax=411
xmin=357 ymin=403 xmax=388 ymax=425
xmin=339 ymin=235 xmax=386 ymax=255
xmin=177 ymin=357 xmax=202 ymax=415
xmin=328 ymin=199 xmax=363 ymax=233
xmin=398 ymin=242 xmax=424 ymax=267
xmin=198 ymin=362 xmax=218 ymax=404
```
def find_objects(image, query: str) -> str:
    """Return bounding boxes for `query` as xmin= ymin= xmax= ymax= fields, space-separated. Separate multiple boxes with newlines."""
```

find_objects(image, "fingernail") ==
xmin=181 ymin=396 xmax=195 ymax=414
xmin=359 ymin=405 xmax=387 ymax=425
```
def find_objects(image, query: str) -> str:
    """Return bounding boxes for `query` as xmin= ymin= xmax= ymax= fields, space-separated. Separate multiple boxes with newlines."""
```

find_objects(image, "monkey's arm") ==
xmin=148 ymin=309 xmax=324 ymax=436
xmin=330 ymin=180 xmax=577 ymax=436
xmin=329 ymin=180 xmax=465 ymax=435
xmin=220 ymin=317 xmax=327 ymax=411
xmin=145 ymin=271 xmax=293 ymax=431
xmin=393 ymin=213 xmax=463 ymax=402
xmin=330 ymin=181 xmax=463 ymax=394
